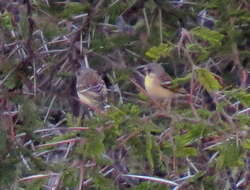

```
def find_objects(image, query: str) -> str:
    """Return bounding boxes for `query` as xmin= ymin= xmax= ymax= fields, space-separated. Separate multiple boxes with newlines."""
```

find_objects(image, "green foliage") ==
xmin=188 ymin=172 xmax=217 ymax=190
xmin=0 ymin=0 xmax=249 ymax=189
xmin=82 ymin=129 xmax=105 ymax=160
xmin=187 ymin=43 xmax=210 ymax=62
xmin=231 ymin=10 xmax=250 ymax=26
xmin=191 ymin=27 xmax=224 ymax=47
xmin=60 ymin=2 xmax=90 ymax=19
xmin=132 ymin=181 xmax=169 ymax=190
xmin=151 ymin=143 xmax=165 ymax=175
xmin=40 ymin=21 xmax=66 ymax=40
xmin=175 ymin=123 xmax=205 ymax=157
xmin=196 ymin=68 xmax=222 ymax=92
xmin=35 ymin=1 xmax=90 ymax=19
xmin=18 ymin=100 xmax=43 ymax=133
xmin=176 ymin=146 xmax=197 ymax=157
xmin=196 ymin=109 xmax=213 ymax=119
xmin=3 ymin=72 xmax=21 ymax=90
xmin=235 ymin=114 xmax=250 ymax=126
xmin=216 ymin=141 xmax=244 ymax=168
xmin=28 ymin=155 xmax=49 ymax=171
xmin=21 ymin=178 xmax=46 ymax=190
xmin=129 ymin=133 xmax=152 ymax=170
xmin=242 ymin=139 xmax=250 ymax=150
xmin=228 ymin=90 xmax=250 ymax=107
xmin=171 ymin=73 xmax=192 ymax=87
xmin=61 ymin=168 xmax=79 ymax=188
xmin=91 ymin=34 xmax=134 ymax=53
xmin=0 ymin=129 xmax=7 ymax=152
xmin=205 ymin=0 xmax=231 ymax=9
xmin=47 ymin=131 xmax=77 ymax=145
xmin=92 ymin=174 xmax=117 ymax=190
xmin=111 ymin=69 xmax=131 ymax=84
xmin=105 ymin=104 xmax=141 ymax=129
xmin=145 ymin=131 xmax=154 ymax=171
xmin=106 ymin=0 xmax=134 ymax=23
xmin=145 ymin=43 xmax=173 ymax=61
xmin=66 ymin=113 xmax=82 ymax=128
xmin=0 ymin=12 xmax=12 ymax=30
xmin=19 ymin=13 xmax=30 ymax=38
xmin=0 ymin=152 xmax=19 ymax=188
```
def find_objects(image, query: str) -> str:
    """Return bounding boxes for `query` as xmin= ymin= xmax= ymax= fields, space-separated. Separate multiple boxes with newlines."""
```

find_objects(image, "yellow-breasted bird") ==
xmin=76 ymin=67 xmax=107 ymax=111
xmin=144 ymin=63 xmax=177 ymax=100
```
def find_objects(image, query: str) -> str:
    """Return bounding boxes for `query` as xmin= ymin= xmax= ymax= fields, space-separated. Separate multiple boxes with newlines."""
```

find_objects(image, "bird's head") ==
xmin=144 ymin=63 xmax=165 ymax=75
xmin=144 ymin=65 xmax=152 ymax=75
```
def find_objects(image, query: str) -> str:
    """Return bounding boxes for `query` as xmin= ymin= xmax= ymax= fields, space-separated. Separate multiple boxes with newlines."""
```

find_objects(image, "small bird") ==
xmin=144 ymin=63 xmax=176 ymax=100
xmin=76 ymin=67 xmax=107 ymax=111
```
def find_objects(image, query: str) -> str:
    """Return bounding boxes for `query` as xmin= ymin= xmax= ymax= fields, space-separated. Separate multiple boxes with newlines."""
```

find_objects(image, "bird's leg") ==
xmin=168 ymin=99 xmax=172 ymax=113
xmin=164 ymin=98 xmax=172 ymax=113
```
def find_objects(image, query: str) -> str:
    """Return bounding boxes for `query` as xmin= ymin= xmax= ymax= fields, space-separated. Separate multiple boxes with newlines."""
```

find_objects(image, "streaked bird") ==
xmin=76 ymin=67 xmax=107 ymax=111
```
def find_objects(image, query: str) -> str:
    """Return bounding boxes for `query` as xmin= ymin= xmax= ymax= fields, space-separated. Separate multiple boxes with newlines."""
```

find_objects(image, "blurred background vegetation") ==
xmin=0 ymin=0 xmax=250 ymax=189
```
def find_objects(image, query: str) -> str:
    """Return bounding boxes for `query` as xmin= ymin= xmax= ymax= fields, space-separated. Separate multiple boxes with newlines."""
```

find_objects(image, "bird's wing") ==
xmin=160 ymin=74 xmax=174 ymax=89
xmin=160 ymin=78 xmax=187 ymax=94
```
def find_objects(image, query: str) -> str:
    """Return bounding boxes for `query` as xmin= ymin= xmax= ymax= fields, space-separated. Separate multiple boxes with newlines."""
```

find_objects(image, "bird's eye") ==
xmin=76 ymin=70 xmax=81 ymax=76
xmin=144 ymin=66 xmax=151 ymax=73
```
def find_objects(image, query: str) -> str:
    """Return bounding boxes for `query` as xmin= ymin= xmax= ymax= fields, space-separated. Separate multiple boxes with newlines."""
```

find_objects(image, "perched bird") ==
xmin=76 ymin=67 xmax=107 ymax=111
xmin=143 ymin=63 xmax=188 ymax=111
xmin=144 ymin=63 xmax=176 ymax=100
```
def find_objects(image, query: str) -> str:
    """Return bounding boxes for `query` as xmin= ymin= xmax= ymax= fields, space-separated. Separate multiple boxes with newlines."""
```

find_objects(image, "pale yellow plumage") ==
xmin=144 ymin=63 xmax=175 ymax=100
xmin=144 ymin=72 xmax=174 ymax=100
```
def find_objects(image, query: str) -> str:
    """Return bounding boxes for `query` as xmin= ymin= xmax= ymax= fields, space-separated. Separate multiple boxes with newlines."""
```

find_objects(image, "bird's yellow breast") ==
xmin=144 ymin=73 xmax=156 ymax=89
xmin=144 ymin=73 xmax=173 ymax=99
xmin=77 ymin=92 xmax=96 ymax=106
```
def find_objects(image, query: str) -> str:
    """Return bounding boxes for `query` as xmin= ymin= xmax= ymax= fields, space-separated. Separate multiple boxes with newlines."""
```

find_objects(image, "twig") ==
xmin=78 ymin=161 xmax=85 ymax=190
xmin=18 ymin=173 xmax=59 ymax=183
xmin=159 ymin=8 xmax=163 ymax=44
xmin=36 ymin=138 xmax=83 ymax=149
xmin=122 ymin=174 xmax=179 ymax=186
xmin=44 ymin=95 xmax=57 ymax=123
xmin=143 ymin=8 xmax=150 ymax=35
xmin=0 ymin=66 xmax=17 ymax=87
